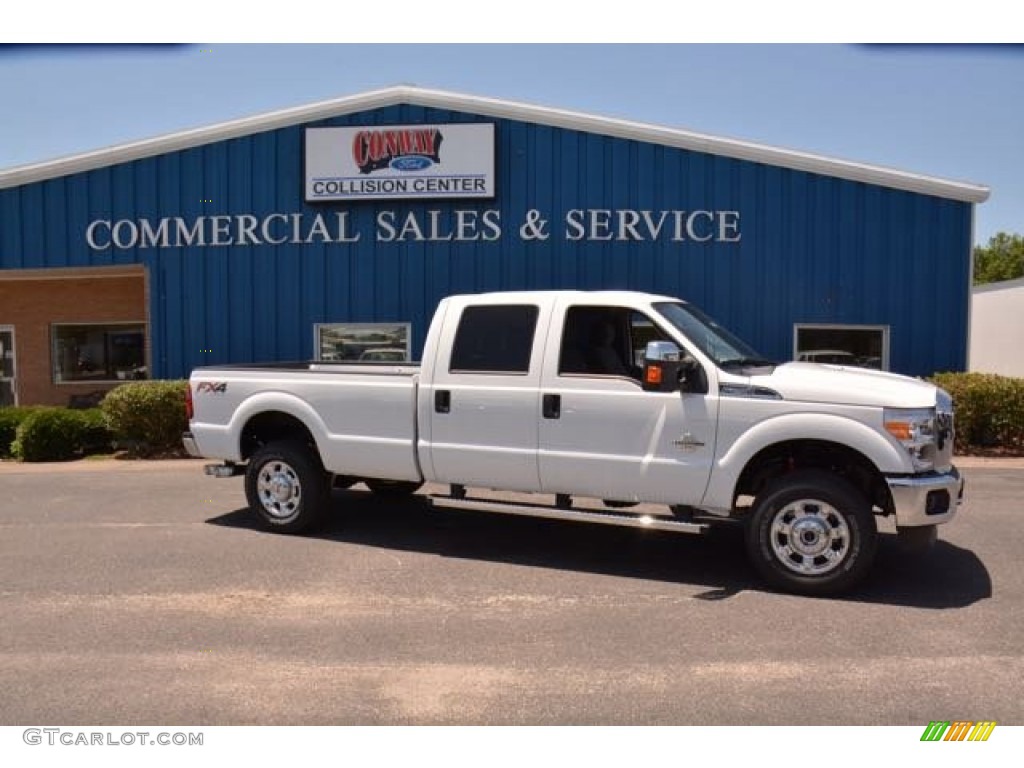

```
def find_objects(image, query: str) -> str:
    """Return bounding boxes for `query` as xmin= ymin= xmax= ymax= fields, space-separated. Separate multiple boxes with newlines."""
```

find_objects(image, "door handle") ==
xmin=435 ymin=389 xmax=451 ymax=414
xmin=542 ymin=393 xmax=561 ymax=419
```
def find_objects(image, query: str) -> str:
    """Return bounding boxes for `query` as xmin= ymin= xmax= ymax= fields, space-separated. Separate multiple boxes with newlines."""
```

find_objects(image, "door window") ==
xmin=559 ymin=306 xmax=673 ymax=380
xmin=449 ymin=305 xmax=539 ymax=374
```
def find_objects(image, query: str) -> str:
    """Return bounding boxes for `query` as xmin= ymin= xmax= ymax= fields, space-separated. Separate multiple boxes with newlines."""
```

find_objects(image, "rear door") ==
xmin=425 ymin=299 xmax=552 ymax=492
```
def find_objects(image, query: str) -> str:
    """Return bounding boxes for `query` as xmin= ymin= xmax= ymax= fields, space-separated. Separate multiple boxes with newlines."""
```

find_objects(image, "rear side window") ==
xmin=449 ymin=305 xmax=539 ymax=374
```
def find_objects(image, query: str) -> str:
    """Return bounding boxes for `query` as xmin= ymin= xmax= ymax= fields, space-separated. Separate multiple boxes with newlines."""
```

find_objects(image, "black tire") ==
xmin=364 ymin=479 xmax=423 ymax=497
xmin=244 ymin=440 xmax=330 ymax=533
xmin=745 ymin=470 xmax=877 ymax=596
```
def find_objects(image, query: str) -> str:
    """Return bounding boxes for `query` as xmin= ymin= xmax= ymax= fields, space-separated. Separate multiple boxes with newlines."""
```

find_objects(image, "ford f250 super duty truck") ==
xmin=184 ymin=290 xmax=963 ymax=595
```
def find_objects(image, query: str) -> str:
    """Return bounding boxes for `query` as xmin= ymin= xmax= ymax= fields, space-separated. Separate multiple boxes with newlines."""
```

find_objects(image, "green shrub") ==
xmin=77 ymin=408 xmax=115 ymax=455
xmin=930 ymin=372 xmax=1024 ymax=455
xmin=11 ymin=408 xmax=112 ymax=462
xmin=0 ymin=406 xmax=45 ymax=457
xmin=101 ymin=380 xmax=188 ymax=452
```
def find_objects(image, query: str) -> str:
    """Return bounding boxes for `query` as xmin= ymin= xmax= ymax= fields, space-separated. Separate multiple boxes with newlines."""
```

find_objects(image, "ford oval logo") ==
xmin=390 ymin=155 xmax=433 ymax=172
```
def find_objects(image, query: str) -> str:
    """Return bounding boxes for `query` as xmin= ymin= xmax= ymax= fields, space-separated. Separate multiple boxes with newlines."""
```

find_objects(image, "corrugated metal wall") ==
xmin=0 ymin=104 xmax=973 ymax=378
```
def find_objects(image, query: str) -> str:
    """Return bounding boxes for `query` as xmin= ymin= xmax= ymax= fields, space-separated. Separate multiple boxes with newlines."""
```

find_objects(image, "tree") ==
xmin=974 ymin=232 xmax=1024 ymax=285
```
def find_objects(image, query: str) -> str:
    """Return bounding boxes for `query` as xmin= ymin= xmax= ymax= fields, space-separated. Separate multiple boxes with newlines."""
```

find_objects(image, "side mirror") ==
xmin=642 ymin=341 xmax=709 ymax=394
xmin=641 ymin=341 xmax=683 ymax=392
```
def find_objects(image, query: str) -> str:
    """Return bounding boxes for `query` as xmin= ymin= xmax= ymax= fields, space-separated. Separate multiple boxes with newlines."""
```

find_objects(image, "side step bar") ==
xmin=429 ymin=494 xmax=707 ymax=535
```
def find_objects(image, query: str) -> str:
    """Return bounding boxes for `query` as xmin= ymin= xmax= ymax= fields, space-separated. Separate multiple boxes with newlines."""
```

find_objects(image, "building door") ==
xmin=0 ymin=326 xmax=15 ymax=406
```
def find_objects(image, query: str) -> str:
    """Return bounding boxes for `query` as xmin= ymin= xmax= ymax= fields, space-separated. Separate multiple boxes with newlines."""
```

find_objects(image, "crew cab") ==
xmin=184 ymin=290 xmax=963 ymax=595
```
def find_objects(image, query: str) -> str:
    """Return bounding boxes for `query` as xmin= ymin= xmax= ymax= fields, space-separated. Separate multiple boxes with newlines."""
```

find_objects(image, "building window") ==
xmin=52 ymin=323 xmax=148 ymax=383
xmin=449 ymin=305 xmax=539 ymax=374
xmin=314 ymin=323 xmax=411 ymax=362
xmin=793 ymin=325 xmax=889 ymax=370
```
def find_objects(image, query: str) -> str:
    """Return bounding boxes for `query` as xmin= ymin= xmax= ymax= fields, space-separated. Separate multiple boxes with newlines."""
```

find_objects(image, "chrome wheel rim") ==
xmin=770 ymin=499 xmax=850 ymax=576
xmin=257 ymin=461 xmax=302 ymax=519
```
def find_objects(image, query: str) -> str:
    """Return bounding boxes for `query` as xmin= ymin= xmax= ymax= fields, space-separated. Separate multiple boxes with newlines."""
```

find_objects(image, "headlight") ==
xmin=884 ymin=407 xmax=936 ymax=471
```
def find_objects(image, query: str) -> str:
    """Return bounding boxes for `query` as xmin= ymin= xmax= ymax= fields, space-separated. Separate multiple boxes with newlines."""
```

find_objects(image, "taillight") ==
xmin=185 ymin=383 xmax=194 ymax=421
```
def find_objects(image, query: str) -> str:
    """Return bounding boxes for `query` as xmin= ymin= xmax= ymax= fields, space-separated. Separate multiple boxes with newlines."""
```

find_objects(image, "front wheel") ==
xmin=745 ymin=470 xmax=877 ymax=596
xmin=245 ymin=440 xmax=330 ymax=533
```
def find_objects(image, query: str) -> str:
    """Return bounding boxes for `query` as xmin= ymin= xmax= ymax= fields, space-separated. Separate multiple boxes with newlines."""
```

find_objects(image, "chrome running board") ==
xmin=429 ymin=494 xmax=706 ymax=534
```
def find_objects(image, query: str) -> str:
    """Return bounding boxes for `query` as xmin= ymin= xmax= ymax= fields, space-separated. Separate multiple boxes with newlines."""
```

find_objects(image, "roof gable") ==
xmin=0 ymin=85 xmax=989 ymax=203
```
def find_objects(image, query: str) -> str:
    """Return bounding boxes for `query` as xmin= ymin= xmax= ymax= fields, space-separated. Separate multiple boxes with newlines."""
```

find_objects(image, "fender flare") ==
xmin=702 ymin=411 xmax=911 ymax=508
xmin=229 ymin=391 xmax=331 ymax=461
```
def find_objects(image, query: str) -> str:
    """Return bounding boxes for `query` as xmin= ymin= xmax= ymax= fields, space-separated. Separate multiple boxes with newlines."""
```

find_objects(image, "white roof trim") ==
xmin=0 ymin=85 xmax=990 ymax=203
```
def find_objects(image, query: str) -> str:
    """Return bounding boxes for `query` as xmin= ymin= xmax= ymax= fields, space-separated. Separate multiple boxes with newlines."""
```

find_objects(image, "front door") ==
xmin=537 ymin=302 xmax=719 ymax=507
xmin=0 ymin=327 xmax=15 ymax=406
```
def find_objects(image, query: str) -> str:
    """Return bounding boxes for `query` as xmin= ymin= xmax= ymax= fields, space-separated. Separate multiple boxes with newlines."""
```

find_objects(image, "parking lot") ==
xmin=0 ymin=459 xmax=1021 ymax=725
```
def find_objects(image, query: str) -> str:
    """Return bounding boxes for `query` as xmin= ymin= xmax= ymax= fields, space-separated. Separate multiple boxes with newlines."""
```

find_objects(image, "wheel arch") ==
xmin=703 ymin=412 xmax=908 ymax=514
xmin=733 ymin=438 xmax=893 ymax=515
xmin=232 ymin=394 xmax=329 ymax=462
xmin=240 ymin=411 xmax=317 ymax=461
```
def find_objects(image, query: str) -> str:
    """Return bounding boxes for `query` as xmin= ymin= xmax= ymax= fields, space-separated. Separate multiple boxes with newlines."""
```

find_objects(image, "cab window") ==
xmin=559 ymin=306 xmax=672 ymax=380
xmin=450 ymin=305 xmax=539 ymax=374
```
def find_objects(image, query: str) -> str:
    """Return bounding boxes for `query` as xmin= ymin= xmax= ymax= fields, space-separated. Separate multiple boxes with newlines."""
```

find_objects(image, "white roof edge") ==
xmin=0 ymin=85 xmax=991 ymax=204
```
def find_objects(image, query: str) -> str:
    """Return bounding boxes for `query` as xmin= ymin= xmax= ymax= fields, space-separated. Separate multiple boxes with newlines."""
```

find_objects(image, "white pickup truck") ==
xmin=184 ymin=290 xmax=963 ymax=595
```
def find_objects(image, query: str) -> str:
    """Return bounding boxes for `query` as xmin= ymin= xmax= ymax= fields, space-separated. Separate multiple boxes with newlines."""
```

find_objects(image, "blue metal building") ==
xmin=0 ymin=87 xmax=990 ymax=405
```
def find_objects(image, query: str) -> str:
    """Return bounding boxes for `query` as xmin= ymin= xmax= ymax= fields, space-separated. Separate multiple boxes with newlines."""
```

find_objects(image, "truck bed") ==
xmin=188 ymin=362 xmax=423 ymax=481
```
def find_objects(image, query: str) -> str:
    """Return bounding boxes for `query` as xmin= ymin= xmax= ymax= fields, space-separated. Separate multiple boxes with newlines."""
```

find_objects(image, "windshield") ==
xmin=653 ymin=301 xmax=773 ymax=370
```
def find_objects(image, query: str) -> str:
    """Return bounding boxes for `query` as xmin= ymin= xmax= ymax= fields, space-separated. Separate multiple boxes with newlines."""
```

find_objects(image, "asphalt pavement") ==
xmin=0 ymin=458 xmax=1021 ymax=724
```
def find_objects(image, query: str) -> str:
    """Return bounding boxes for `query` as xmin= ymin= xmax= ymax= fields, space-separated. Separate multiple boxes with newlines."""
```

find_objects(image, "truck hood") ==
xmin=748 ymin=362 xmax=939 ymax=408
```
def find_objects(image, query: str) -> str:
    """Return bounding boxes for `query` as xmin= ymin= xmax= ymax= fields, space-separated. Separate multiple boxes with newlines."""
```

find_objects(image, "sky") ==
xmin=1 ymin=42 xmax=1021 ymax=245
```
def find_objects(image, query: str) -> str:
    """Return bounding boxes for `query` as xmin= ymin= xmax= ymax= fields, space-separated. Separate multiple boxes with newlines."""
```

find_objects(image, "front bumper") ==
xmin=886 ymin=466 xmax=963 ymax=527
xmin=182 ymin=431 xmax=200 ymax=458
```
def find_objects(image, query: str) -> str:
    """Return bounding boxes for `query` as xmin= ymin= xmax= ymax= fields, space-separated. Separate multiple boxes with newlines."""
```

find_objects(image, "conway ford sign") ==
xmin=305 ymin=124 xmax=495 ymax=201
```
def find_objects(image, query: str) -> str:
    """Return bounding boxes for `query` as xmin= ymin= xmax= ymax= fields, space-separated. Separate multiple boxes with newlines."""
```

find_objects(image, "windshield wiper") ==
xmin=719 ymin=357 xmax=776 ymax=370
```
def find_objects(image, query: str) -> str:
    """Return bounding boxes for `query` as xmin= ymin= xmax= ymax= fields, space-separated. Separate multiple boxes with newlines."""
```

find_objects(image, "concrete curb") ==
xmin=0 ymin=457 xmax=208 ymax=474
xmin=949 ymin=456 xmax=1024 ymax=469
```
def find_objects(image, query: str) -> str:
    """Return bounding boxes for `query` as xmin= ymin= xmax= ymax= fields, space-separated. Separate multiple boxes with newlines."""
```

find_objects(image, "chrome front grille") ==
xmin=935 ymin=389 xmax=955 ymax=469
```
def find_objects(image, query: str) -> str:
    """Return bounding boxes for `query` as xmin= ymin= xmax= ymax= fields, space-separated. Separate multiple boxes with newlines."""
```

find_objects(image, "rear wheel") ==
xmin=745 ymin=470 xmax=877 ymax=595
xmin=364 ymin=479 xmax=423 ymax=497
xmin=245 ymin=440 xmax=330 ymax=533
